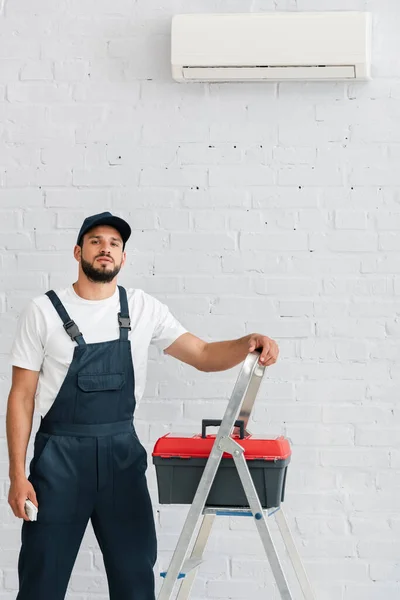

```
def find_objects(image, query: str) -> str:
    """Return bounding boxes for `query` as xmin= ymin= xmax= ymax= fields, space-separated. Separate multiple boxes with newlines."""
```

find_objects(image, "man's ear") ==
xmin=73 ymin=245 xmax=81 ymax=262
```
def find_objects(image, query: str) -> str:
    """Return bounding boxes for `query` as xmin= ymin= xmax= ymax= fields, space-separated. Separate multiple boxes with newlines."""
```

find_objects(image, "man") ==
xmin=6 ymin=211 xmax=279 ymax=600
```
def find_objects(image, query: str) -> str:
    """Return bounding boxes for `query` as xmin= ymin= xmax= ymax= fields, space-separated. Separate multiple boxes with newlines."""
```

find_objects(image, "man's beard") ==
xmin=81 ymin=255 xmax=122 ymax=283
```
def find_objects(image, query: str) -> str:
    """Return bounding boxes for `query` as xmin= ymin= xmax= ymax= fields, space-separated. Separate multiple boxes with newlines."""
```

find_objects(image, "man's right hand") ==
xmin=8 ymin=477 xmax=38 ymax=521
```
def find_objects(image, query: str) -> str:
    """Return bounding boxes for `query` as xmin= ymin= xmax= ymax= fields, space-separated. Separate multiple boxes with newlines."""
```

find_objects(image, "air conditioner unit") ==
xmin=171 ymin=12 xmax=371 ymax=82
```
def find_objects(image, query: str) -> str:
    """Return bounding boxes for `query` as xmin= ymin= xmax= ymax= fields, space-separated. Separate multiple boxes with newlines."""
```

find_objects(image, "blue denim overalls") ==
xmin=16 ymin=286 xmax=157 ymax=600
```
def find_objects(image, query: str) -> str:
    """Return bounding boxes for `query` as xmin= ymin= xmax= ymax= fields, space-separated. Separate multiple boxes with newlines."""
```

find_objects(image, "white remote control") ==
xmin=24 ymin=499 xmax=38 ymax=521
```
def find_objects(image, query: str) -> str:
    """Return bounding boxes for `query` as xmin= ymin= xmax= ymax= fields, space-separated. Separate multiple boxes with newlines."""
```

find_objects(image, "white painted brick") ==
xmin=138 ymin=401 xmax=183 ymax=422
xmin=296 ymin=380 xmax=367 ymax=403
xmin=296 ymin=208 xmax=330 ymax=230
xmin=209 ymin=165 xmax=274 ymax=187
xmin=7 ymin=82 xmax=72 ymax=103
xmin=45 ymin=189 xmax=111 ymax=208
xmin=5 ymin=166 xmax=72 ymax=187
xmin=320 ymin=449 xmax=390 ymax=469
xmin=288 ymin=467 xmax=337 ymax=492
xmin=20 ymin=60 xmax=53 ymax=81
xmin=0 ymin=142 xmax=41 ymax=168
xmin=252 ymin=187 xmax=319 ymax=208
xmin=55 ymin=210 xmax=89 ymax=230
xmin=210 ymin=296 xmax=274 ymax=317
xmin=348 ymin=301 xmax=398 ymax=318
xmin=35 ymin=231 xmax=76 ymax=250
xmin=0 ymin=39 xmax=40 ymax=59
xmin=157 ymin=295 xmax=210 ymax=316
xmin=310 ymin=298 xmax=350 ymax=318
xmin=109 ymin=36 xmax=170 ymax=80
xmin=273 ymin=146 xmax=316 ymax=164
xmin=142 ymin=117 xmax=209 ymax=145
xmin=129 ymin=231 xmax=169 ymax=252
xmin=87 ymin=58 xmax=125 ymax=83
xmin=222 ymin=252 xmax=290 ymax=274
xmin=240 ymin=232 xmax=308 ymax=251
xmin=193 ymin=211 xmax=226 ymax=231
xmin=210 ymin=121 xmax=278 ymax=144
xmin=291 ymin=254 xmax=361 ymax=275
xmin=113 ymin=189 xmax=180 ymax=210
xmin=286 ymin=424 xmax=354 ymax=446
xmin=170 ymin=233 xmax=235 ymax=252
xmin=255 ymin=278 xmax=320 ymax=296
xmin=41 ymin=38 xmax=108 ymax=61
xmin=322 ymin=276 xmax=389 ymax=296
xmin=140 ymin=167 xmax=207 ymax=188
xmin=54 ymin=59 xmax=89 ymax=82
xmin=310 ymin=232 xmax=378 ymax=252
xmin=377 ymin=470 xmax=400 ymax=491
xmin=0 ymin=60 xmax=24 ymax=83
xmin=1 ymin=233 xmax=34 ymax=250
xmin=177 ymin=143 xmax=242 ymax=166
xmin=335 ymin=210 xmax=368 ymax=230
xmin=278 ymin=163 xmax=343 ymax=187
xmin=262 ymin=208 xmax=298 ymax=229
xmin=323 ymin=405 xmax=393 ymax=425
xmin=207 ymin=580 xmax=276 ymax=599
xmin=368 ymin=382 xmax=400 ymax=403
xmin=370 ymin=562 xmax=400 ymax=581
xmin=17 ymin=252 xmax=72 ymax=272
xmin=315 ymin=318 xmax=386 ymax=338
xmin=355 ymin=426 xmax=400 ymax=447
xmin=73 ymin=167 xmax=138 ymax=187
xmin=299 ymin=339 xmax=336 ymax=360
xmin=305 ymin=558 xmax=369 ymax=582
xmin=278 ymin=300 xmax=314 ymax=317
xmin=245 ymin=319 xmax=312 ymax=338
xmin=362 ymin=254 xmax=400 ymax=274
xmin=67 ymin=0 xmax=135 ymax=14
xmin=183 ymin=189 xmax=250 ymax=208
xmin=41 ymin=143 xmax=85 ymax=167
xmin=0 ymin=210 xmax=21 ymax=231
xmin=183 ymin=276 xmax=251 ymax=295
xmin=379 ymin=232 xmax=400 ymax=251
xmin=227 ymin=211 xmax=263 ymax=231
xmin=358 ymin=538 xmax=400 ymax=558
xmin=3 ymin=110 xmax=70 ymax=144
xmin=107 ymin=144 xmax=176 ymax=168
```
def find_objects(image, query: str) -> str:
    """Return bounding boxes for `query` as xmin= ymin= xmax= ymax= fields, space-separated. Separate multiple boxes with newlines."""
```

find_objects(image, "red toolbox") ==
xmin=152 ymin=419 xmax=291 ymax=509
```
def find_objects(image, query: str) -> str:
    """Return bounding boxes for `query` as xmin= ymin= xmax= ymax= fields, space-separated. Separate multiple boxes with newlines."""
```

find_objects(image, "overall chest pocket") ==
xmin=77 ymin=373 xmax=125 ymax=392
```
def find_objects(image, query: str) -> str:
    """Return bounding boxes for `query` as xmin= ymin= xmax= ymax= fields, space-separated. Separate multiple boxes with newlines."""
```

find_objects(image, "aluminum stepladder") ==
xmin=157 ymin=350 xmax=316 ymax=600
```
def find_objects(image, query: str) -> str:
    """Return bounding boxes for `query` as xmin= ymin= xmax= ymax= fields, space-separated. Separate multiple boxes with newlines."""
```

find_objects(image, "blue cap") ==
xmin=76 ymin=212 xmax=131 ymax=247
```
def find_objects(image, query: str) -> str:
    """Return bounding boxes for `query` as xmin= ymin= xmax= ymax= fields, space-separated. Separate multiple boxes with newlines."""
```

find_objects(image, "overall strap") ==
xmin=45 ymin=290 xmax=86 ymax=346
xmin=117 ymin=286 xmax=131 ymax=341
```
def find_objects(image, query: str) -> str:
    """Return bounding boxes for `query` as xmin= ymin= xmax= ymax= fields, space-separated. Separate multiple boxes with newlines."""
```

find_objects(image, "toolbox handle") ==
xmin=201 ymin=419 xmax=245 ymax=439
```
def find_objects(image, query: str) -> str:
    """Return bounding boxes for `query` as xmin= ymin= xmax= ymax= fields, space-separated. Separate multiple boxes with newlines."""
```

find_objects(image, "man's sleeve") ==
xmin=150 ymin=296 xmax=188 ymax=351
xmin=9 ymin=301 xmax=45 ymax=372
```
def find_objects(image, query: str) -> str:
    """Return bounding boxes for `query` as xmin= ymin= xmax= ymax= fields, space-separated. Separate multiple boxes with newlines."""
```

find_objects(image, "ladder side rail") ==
xmin=158 ymin=352 xmax=265 ymax=599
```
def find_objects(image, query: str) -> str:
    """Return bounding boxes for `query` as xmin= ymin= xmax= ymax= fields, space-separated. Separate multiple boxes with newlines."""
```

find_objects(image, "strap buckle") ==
xmin=63 ymin=320 xmax=82 ymax=341
xmin=118 ymin=313 xmax=131 ymax=331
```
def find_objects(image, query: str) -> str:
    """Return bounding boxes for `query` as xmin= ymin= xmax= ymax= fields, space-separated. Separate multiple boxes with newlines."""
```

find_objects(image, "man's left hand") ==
xmin=248 ymin=334 xmax=279 ymax=366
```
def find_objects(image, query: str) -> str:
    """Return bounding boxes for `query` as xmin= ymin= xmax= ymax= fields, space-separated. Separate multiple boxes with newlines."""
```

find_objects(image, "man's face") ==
xmin=76 ymin=225 xmax=126 ymax=283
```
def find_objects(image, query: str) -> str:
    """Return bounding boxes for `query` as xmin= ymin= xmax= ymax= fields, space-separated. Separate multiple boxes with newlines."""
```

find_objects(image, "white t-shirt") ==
xmin=9 ymin=285 xmax=188 ymax=417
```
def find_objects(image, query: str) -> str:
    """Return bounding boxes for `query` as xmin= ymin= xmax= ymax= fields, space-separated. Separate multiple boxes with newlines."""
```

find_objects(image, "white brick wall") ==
xmin=1 ymin=0 xmax=399 ymax=598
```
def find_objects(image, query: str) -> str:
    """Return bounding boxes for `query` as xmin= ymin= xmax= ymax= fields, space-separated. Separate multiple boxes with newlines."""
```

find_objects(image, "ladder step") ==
xmin=202 ymin=506 xmax=281 ymax=517
xmin=205 ymin=508 xmax=253 ymax=517
xmin=160 ymin=558 xmax=203 ymax=579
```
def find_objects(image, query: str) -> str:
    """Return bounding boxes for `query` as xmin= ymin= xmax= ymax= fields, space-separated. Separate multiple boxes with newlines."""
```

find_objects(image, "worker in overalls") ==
xmin=6 ymin=211 xmax=279 ymax=600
